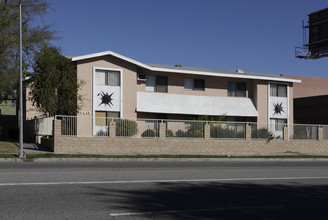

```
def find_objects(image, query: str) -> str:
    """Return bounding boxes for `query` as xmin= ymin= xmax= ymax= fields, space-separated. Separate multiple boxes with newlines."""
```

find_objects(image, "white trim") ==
xmin=92 ymin=67 xmax=123 ymax=135
xmin=73 ymin=51 xmax=150 ymax=69
xmin=287 ymin=83 xmax=290 ymax=125
xmin=151 ymin=67 xmax=301 ymax=83
xmin=120 ymin=69 xmax=123 ymax=118
xmin=267 ymin=83 xmax=270 ymax=127
xmin=72 ymin=51 xmax=301 ymax=83
xmin=287 ymin=84 xmax=290 ymax=137
xmin=93 ymin=67 xmax=95 ymax=135
xmin=267 ymin=82 xmax=290 ymax=134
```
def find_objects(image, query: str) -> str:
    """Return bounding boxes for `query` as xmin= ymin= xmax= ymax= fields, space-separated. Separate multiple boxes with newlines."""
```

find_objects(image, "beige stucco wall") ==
xmin=76 ymin=55 xmax=138 ymax=136
xmin=254 ymin=81 xmax=268 ymax=124
xmin=282 ymin=74 xmax=328 ymax=98
xmin=137 ymin=71 xmax=252 ymax=98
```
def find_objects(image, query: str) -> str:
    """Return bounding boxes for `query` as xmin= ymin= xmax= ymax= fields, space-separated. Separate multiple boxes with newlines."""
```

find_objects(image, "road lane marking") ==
xmin=0 ymin=176 xmax=328 ymax=186
xmin=109 ymin=205 xmax=283 ymax=217
xmin=1 ymin=166 xmax=328 ymax=172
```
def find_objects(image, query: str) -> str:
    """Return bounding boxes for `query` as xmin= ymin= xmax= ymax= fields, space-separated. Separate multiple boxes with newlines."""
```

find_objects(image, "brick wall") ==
xmin=50 ymin=120 xmax=328 ymax=155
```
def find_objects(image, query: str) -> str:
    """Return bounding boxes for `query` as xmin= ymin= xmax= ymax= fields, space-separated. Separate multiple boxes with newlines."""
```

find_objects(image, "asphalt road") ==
xmin=1 ymin=160 xmax=328 ymax=219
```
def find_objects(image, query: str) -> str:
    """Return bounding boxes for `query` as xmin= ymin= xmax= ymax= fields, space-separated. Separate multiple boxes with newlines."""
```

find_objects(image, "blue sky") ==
xmin=38 ymin=0 xmax=328 ymax=78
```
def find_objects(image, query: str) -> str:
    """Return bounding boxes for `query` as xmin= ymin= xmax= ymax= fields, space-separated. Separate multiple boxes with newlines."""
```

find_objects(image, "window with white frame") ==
xmin=95 ymin=69 xmax=120 ymax=86
xmin=270 ymin=118 xmax=287 ymax=132
xmin=270 ymin=83 xmax=287 ymax=97
xmin=184 ymin=78 xmax=205 ymax=91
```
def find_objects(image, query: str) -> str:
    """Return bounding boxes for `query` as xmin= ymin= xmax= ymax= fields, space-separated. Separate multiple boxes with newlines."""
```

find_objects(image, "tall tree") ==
xmin=0 ymin=0 xmax=56 ymax=102
xmin=29 ymin=45 xmax=82 ymax=116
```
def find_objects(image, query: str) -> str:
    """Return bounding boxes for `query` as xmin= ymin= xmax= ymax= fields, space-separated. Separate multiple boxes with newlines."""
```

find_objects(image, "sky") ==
xmin=36 ymin=0 xmax=328 ymax=78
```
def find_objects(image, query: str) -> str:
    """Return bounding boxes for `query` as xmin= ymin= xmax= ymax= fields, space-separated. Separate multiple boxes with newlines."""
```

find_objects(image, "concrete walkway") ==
xmin=20 ymin=143 xmax=52 ymax=154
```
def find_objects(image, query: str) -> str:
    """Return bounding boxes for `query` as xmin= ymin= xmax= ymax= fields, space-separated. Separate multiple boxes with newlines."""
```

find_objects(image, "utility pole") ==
xmin=19 ymin=2 xmax=24 ymax=158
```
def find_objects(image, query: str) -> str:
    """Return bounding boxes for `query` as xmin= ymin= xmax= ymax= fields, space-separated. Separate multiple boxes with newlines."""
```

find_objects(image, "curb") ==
xmin=1 ymin=157 xmax=328 ymax=162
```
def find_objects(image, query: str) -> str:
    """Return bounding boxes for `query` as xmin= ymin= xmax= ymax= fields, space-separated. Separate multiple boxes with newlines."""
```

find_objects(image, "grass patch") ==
xmin=0 ymin=141 xmax=18 ymax=153
xmin=0 ymin=154 xmax=16 ymax=158
xmin=230 ymin=155 xmax=328 ymax=159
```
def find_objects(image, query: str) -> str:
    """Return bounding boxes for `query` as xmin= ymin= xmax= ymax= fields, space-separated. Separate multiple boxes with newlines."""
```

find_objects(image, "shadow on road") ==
xmin=88 ymin=181 xmax=328 ymax=219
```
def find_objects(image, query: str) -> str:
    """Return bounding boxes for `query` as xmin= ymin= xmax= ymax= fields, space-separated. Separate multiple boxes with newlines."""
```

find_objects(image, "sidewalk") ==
xmin=21 ymin=143 xmax=53 ymax=154
xmin=1 ymin=142 xmax=328 ymax=162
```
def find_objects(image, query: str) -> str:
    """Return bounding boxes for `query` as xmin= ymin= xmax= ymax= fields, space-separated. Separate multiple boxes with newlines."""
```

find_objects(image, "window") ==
xmin=270 ymin=118 xmax=287 ymax=131
xmin=145 ymin=113 xmax=167 ymax=130
xmin=95 ymin=111 xmax=107 ymax=126
xmin=194 ymin=79 xmax=205 ymax=91
xmin=95 ymin=69 xmax=120 ymax=86
xmin=228 ymin=82 xmax=246 ymax=97
xmin=156 ymin=76 xmax=168 ymax=92
xmin=95 ymin=111 xmax=120 ymax=126
xmin=184 ymin=78 xmax=205 ymax=91
xmin=146 ymin=75 xmax=168 ymax=93
xmin=228 ymin=123 xmax=245 ymax=133
xmin=270 ymin=83 xmax=287 ymax=97
xmin=146 ymin=75 xmax=156 ymax=91
xmin=184 ymin=78 xmax=193 ymax=90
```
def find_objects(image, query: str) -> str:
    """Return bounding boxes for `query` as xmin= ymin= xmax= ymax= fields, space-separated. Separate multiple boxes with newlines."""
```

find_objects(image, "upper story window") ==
xmin=228 ymin=82 xmax=246 ymax=97
xmin=184 ymin=78 xmax=205 ymax=91
xmin=146 ymin=75 xmax=168 ymax=93
xmin=95 ymin=69 xmax=120 ymax=86
xmin=270 ymin=83 xmax=287 ymax=97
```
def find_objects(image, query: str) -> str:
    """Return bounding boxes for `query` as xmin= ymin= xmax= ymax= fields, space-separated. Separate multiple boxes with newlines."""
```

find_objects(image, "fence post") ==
xmin=109 ymin=120 xmax=116 ymax=138
xmin=245 ymin=123 xmax=251 ymax=140
xmin=53 ymin=119 xmax=62 ymax=137
xmin=204 ymin=123 xmax=210 ymax=139
xmin=283 ymin=125 xmax=289 ymax=141
xmin=159 ymin=122 xmax=166 ymax=139
xmin=318 ymin=126 xmax=323 ymax=141
xmin=53 ymin=119 xmax=62 ymax=153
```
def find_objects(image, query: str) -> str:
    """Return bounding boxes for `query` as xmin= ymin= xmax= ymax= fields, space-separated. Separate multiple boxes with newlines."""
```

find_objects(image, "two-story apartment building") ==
xmin=71 ymin=51 xmax=300 ymax=137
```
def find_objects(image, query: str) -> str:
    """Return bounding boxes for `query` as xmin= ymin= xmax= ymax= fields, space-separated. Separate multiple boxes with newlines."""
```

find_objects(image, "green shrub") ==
xmin=210 ymin=125 xmax=244 ymax=138
xmin=186 ymin=122 xmax=204 ymax=138
xmin=186 ymin=129 xmax=204 ymax=138
xmin=166 ymin=129 xmax=174 ymax=137
xmin=115 ymin=119 xmax=138 ymax=137
xmin=175 ymin=130 xmax=186 ymax=137
xmin=251 ymin=128 xmax=271 ymax=139
xmin=96 ymin=129 xmax=108 ymax=136
xmin=141 ymin=129 xmax=158 ymax=137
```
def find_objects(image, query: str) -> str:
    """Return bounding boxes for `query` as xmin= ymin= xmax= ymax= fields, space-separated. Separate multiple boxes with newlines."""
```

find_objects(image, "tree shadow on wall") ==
xmin=87 ymin=181 xmax=328 ymax=219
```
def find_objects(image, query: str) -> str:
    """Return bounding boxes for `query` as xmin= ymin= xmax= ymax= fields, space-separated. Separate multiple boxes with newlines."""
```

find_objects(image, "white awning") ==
xmin=137 ymin=92 xmax=258 ymax=117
